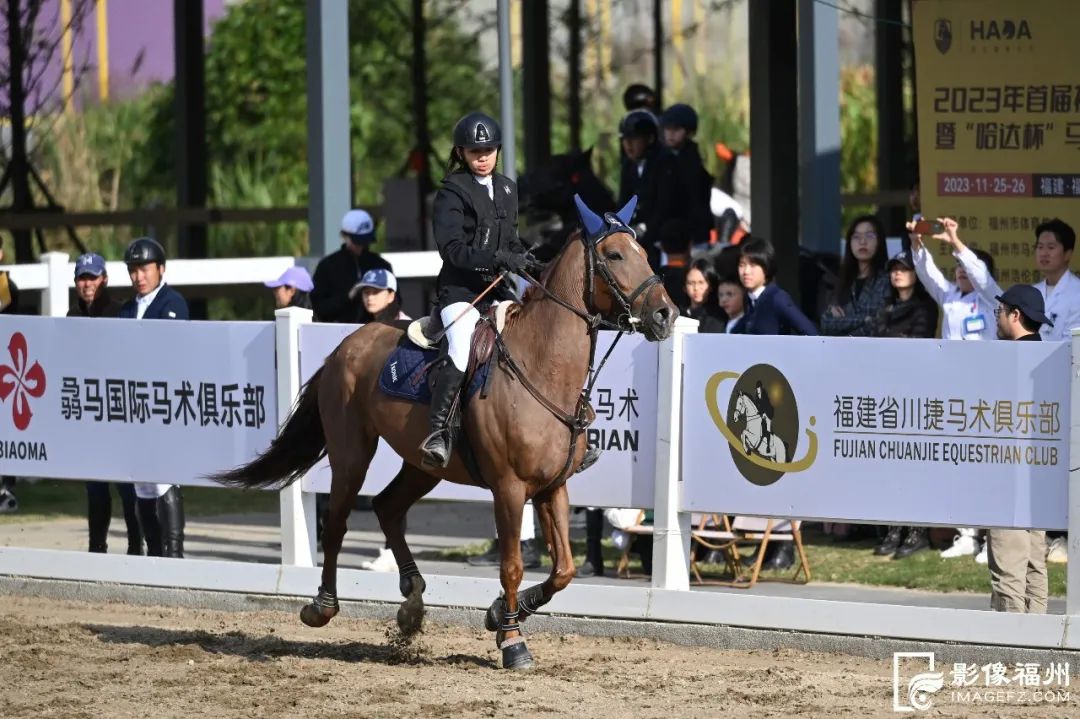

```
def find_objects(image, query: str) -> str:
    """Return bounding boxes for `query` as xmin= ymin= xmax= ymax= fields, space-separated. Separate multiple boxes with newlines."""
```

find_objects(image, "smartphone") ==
xmin=913 ymin=219 xmax=945 ymax=235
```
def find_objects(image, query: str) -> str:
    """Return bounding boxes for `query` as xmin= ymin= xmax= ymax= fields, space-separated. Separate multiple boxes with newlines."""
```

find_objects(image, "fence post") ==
xmin=40 ymin=252 xmax=70 ymax=317
xmin=276 ymin=306 xmax=317 ymax=567
xmin=1068 ymin=330 xmax=1080 ymax=614
xmin=651 ymin=316 xmax=698 ymax=591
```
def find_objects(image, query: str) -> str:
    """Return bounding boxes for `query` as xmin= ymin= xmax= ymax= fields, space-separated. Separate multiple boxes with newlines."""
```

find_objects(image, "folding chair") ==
xmin=710 ymin=516 xmax=811 ymax=589
xmin=689 ymin=513 xmax=740 ymax=583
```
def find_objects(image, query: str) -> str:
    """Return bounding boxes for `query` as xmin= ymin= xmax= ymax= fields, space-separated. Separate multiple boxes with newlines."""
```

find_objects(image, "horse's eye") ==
xmin=605 ymin=251 xmax=624 ymax=262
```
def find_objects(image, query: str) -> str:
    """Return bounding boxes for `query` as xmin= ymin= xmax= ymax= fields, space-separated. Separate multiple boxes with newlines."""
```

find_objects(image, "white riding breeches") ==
xmin=441 ymin=302 xmax=480 ymax=372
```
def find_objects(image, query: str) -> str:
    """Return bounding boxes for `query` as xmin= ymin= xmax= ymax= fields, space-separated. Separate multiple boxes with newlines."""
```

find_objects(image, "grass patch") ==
xmin=437 ymin=528 xmax=1067 ymax=597
xmin=0 ymin=479 xmax=278 ymax=523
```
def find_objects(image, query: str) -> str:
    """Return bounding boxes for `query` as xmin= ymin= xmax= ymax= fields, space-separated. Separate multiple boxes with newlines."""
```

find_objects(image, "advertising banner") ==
xmin=0 ymin=316 xmax=277 ymax=487
xmin=681 ymin=334 xmax=1070 ymax=529
xmin=298 ymin=324 xmax=657 ymax=507
xmin=913 ymin=0 xmax=1080 ymax=284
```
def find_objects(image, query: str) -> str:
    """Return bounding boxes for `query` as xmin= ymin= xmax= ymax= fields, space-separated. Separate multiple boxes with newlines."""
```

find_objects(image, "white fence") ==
xmin=2 ymin=292 xmax=1080 ymax=650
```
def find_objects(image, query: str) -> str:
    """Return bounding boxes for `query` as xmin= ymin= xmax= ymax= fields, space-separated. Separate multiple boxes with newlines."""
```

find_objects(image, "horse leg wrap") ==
xmin=516 ymin=584 xmax=550 ymax=623
xmin=398 ymin=561 xmax=423 ymax=599
xmin=484 ymin=595 xmax=507 ymax=632
xmin=497 ymin=610 xmax=521 ymax=634
xmin=313 ymin=585 xmax=339 ymax=611
xmin=500 ymin=635 xmax=534 ymax=670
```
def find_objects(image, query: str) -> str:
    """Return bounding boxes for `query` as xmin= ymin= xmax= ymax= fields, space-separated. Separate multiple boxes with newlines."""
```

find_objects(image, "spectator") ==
xmin=715 ymin=276 xmax=746 ymax=334
xmin=119 ymin=237 xmax=189 ymax=558
xmin=649 ymin=103 xmax=713 ymax=261
xmin=911 ymin=217 xmax=998 ymax=562
xmin=356 ymin=269 xmax=410 ymax=323
xmin=311 ymin=209 xmax=393 ymax=324
xmin=265 ymin=266 xmax=315 ymax=316
xmin=617 ymin=109 xmax=662 ymax=235
xmin=1030 ymin=218 xmax=1080 ymax=342
xmin=67 ymin=253 xmax=143 ymax=554
xmin=820 ymin=215 xmax=891 ymax=337
xmin=871 ymin=250 xmax=939 ymax=560
xmin=0 ymin=235 xmax=19 ymax=513
xmin=987 ymin=284 xmax=1051 ymax=613
xmin=683 ymin=258 xmax=723 ymax=330
xmin=734 ymin=237 xmax=818 ymax=337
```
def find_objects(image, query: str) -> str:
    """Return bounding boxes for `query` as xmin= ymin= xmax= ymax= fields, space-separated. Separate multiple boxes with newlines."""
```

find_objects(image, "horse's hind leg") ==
xmin=372 ymin=462 xmax=439 ymax=636
xmin=300 ymin=436 xmax=376 ymax=628
xmin=503 ymin=483 xmax=573 ymax=628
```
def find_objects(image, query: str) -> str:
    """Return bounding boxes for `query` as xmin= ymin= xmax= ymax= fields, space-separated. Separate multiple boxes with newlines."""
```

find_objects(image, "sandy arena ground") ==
xmin=0 ymin=595 xmax=1074 ymax=718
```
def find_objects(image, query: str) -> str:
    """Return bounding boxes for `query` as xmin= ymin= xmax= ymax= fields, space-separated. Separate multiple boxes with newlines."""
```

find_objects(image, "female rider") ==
xmin=420 ymin=112 xmax=539 ymax=468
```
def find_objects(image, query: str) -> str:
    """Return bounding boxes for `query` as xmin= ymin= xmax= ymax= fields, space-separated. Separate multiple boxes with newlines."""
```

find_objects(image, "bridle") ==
xmin=494 ymin=219 xmax=664 ymax=482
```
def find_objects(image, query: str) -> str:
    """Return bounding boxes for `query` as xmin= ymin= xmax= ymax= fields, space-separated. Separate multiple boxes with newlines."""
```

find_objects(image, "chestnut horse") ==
xmin=209 ymin=196 xmax=677 ymax=669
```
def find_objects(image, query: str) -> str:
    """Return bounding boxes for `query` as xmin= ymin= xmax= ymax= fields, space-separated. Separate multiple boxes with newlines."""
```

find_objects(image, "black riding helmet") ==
xmin=452 ymin=112 xmax=502 ymax=150
xmin=619 ymin=109 xmax=660 ymax=139
xmin=124 ymin=237 xmax=167 ymax=266
xmin=622 ymin=83 xmax=656 ymax=111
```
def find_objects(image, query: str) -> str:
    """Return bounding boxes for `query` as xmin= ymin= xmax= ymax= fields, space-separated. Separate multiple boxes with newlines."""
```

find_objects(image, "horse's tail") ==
xmin=208 ymin=367 xmax=327 ymax=490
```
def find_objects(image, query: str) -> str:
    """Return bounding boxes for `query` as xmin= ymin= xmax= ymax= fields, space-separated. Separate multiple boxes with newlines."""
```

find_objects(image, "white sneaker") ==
xmin=975 ymin=542 xmax=988 ymax=565
xmin=1047 ymin=537 xmax=1068 ymax=564
xmin=0 ymin=488 xmax=17 ymax=514
xmin=360 ymin=547 xmax=397 ymax=572
xmin=940 ymin=533 xmax=978 ymax=559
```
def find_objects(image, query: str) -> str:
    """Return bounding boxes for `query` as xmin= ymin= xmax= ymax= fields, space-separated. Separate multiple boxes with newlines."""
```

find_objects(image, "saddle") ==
xmin=406 ymin=300 xmax=519 ymax=351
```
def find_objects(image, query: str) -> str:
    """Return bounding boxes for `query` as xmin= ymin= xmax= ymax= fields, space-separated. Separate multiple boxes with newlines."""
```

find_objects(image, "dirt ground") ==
xmin=0 ymin=595 xmax=1073 ymax=719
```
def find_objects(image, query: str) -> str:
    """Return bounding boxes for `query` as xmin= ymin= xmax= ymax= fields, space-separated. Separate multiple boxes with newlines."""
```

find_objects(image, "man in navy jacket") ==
xmin=119 ymin=237 xmax=188 ymax=558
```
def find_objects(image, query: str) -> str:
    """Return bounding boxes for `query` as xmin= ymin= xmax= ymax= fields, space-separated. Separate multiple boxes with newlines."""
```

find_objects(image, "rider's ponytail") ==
xmin=444 ymin=147 xmax=468 ymax=177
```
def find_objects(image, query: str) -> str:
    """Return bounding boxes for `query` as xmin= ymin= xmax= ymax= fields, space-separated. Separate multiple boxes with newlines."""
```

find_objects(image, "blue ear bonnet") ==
xmin=574 ymin=194 xmax=638 ymax=244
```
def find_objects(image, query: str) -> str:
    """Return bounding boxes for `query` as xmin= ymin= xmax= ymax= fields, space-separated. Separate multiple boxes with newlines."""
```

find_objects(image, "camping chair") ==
xmin=615 ymin=509 xmax=654 ymax=578
xmin=689 ymin=513 xmax=740 ymax=583
xmin=710 ymin=516 xmax=811 ymax=589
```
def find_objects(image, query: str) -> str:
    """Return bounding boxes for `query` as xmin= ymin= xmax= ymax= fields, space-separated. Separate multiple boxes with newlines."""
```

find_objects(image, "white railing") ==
xmin=5 ymin=251 xmax=444 ymax=317
xmin=1 ymin=308 xmax=1079 ymax=652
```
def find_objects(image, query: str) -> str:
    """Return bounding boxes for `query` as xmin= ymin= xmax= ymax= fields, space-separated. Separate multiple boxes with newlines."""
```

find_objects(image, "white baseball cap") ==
xmin=341 ymin=209 xmax=375 ymax=241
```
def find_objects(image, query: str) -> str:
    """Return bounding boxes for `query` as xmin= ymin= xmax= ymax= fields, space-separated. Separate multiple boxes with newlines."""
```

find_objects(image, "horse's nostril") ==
xmin=653 ymin=306 xmax=672 ymax=324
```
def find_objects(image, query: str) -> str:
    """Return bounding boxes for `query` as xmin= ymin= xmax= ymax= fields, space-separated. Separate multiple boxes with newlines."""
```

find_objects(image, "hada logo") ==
xmin=705 ymin=364 xmax=817 ymax=486
xmin=0 ymin=332 xmax=47 ymax=431
xmin=970 ymin=18 xmax=1032 ymax=42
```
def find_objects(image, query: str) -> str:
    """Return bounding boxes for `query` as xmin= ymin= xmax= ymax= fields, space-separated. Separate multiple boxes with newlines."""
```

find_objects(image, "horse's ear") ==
xmin=574 ymin=193 xmax=605 ymax=239
xmin=576 ymin=147 xmax=593 ymax=167
xmin=616 ymin=195 xmax=638 ymax=226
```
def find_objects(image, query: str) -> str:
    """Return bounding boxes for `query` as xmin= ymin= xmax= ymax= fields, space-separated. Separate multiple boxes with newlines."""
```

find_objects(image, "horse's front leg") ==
xmin=490 ymin=486 xmax=533 ymax=670
xmin=509 ymin=483 xmax=573 ymax=627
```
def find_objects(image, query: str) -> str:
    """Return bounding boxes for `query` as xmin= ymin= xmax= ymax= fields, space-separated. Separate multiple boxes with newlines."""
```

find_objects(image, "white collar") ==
xmin=749 ymin=285 xmax=767 ymax=301
xmin=136 ymin=283 xmax=164 ymax=310
xmin=473 ymin=174 xmax=494 ymax=200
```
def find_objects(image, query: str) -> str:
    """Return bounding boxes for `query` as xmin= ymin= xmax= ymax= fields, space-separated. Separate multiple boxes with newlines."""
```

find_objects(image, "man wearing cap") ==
xmin=119 ymin=237 xmax=189 ymax=558
xmin=987 ymin=284 xmax=1052 ymax=613
xmin=66 ymin=253 xmax=142 ymax=553
xmin=311 ymin=209 xmax=394 ymax=324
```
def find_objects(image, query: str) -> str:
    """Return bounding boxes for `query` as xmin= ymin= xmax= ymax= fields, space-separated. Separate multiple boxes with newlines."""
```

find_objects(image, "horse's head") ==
xmin=573 ymin=194 xmax=678 ymax=341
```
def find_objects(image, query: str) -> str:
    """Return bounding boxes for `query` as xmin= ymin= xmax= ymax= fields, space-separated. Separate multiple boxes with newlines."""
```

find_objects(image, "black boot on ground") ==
xmin=419 ymin=363 xmax=465 ymax=468
xmin=893 ymin=527 xmax=929 ymax=560
xmin=157 ymin=486 xmax=185 ymax=559
xmin=136 ymin=497 xmax=163 ymax=557
xmin=874 ymin=526 xmax=904 ymax=556
xmin=117 ymin=483 xmax=144 ymax=555
xmin=577 ymin=508 xmax=605 ymax=576
xmin=86 ymin=482 xmax=111 ymax=553
xmin=467 ymin=539 xmax=500 ymax=566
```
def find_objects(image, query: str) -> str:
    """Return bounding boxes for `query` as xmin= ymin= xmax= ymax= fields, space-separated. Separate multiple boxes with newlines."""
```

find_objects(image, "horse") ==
xmin=208 ymin=194 xmax=678 ymax=670
xmin=733 ymin=392 xmax=786 ymax=464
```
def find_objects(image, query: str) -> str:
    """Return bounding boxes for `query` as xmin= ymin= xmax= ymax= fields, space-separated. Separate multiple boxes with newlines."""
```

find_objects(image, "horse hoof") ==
xmin=500 ymin=639 xmax=534 ymax=670
xmin=484 ymin=596 xmax=506 ymax=632
xmin=396 ymin=583 xmax=425 ymax=636
xmin=300 ymin=603 xmax=337 ymax=628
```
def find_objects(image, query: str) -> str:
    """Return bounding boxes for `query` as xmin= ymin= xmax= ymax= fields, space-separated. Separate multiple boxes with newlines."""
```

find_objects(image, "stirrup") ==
xmin=420 ymin=429 xmax=451 ymax=468
xmin=576 ymin=447 xmax=602 ymax=474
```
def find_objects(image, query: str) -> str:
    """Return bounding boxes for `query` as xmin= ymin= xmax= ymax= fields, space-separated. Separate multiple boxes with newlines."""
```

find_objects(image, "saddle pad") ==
xmin=378 ymin=344 xmax=490 ymax=405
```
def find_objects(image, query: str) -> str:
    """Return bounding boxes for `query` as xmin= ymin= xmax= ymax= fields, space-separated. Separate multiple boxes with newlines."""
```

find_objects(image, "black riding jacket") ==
xmin=432 ymin=170 xmax=525 ymax=307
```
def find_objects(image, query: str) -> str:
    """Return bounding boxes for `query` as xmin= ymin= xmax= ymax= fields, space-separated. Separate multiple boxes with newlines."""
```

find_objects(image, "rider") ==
xmin=419 ymin=111 xmax=540 ymax=468
xmin=751 ymin=380 xmax=775 ymax=455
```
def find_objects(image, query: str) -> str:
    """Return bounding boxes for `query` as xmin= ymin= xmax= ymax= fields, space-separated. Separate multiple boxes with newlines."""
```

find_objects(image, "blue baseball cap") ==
xmin=357 ymin=268 xmax=397 ymax=292
xmin=264 ymin=266 xmax=314 ymax=293
xmin=341 ymin=209 xmax=376 ymax=242
xmin=74 ymin=253 xmax=107 ymax=279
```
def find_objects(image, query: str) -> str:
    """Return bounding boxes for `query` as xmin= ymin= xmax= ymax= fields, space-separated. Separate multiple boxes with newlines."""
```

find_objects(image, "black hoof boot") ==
xmin=396 ymin=570 xmax=426 ymax=636
xmin=300 ymin=585 xmax=339 ymax=628
xmin=500 ymin=638 xmax=534 ymax=670
xmin=484 ymin=595 xmax=506 ymax=632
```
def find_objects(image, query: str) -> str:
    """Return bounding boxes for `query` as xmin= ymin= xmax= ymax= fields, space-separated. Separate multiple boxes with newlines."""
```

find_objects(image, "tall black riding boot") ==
xmin=419 ymin=363 xmax=465 ymax=468
xmin=137 ymin=497 xmax=163 ymax=557
xmin=86 ymin=481 xmax=112 ymax=553
xmin=578 ymin=509 xmax=605 ymax=576
xmin=116 ymin=483 xmax=143 ymax=555
xmin=157 ymin=486 xmax=185 ymax=559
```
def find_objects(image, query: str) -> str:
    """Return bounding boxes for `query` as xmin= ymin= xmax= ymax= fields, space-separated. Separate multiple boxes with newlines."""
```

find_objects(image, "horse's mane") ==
xmin=521 ymin=228 xmax=583 ymax=305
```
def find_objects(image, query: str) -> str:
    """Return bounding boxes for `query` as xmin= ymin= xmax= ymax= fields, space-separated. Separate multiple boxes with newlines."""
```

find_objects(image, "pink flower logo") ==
xmin=0 ymin=332 xmax=47 ymax=431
